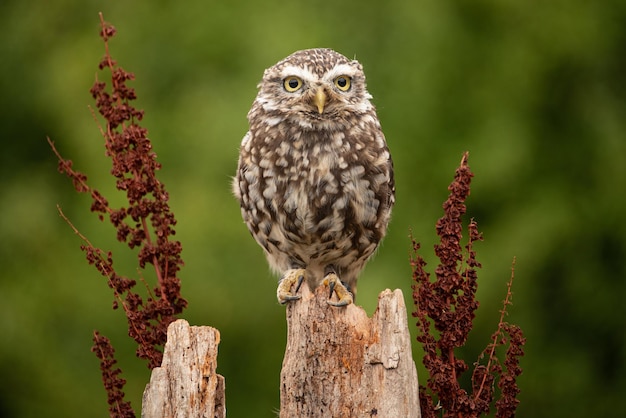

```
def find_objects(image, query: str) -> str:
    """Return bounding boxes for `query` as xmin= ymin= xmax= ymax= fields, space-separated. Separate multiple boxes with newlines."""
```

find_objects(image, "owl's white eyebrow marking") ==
xmin=280 ymin=65 xmax=317 ymax=81
xmin=322 ymin=64 xmax=358 ymax=81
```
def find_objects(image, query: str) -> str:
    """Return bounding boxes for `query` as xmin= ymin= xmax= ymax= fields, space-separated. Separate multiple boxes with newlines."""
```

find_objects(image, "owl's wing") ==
xmin=240 ymin=131 xmax=251 ymax=147
xmin=233 ymin=131 xmax=252 ymax=200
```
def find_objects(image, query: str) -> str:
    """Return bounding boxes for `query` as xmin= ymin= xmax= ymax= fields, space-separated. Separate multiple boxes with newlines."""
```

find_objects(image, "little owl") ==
xmin=233 ymin=48 xmax=394 ymax=306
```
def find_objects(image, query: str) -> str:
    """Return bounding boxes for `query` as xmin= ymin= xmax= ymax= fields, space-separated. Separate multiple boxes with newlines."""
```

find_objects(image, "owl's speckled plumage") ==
xmin=233 ymin=48 xmax=394 ymax=306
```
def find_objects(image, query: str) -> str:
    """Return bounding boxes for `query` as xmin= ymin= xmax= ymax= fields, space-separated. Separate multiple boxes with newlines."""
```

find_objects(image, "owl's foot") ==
xmin=323 ymin=273 xmax=353 ymax=307
xmin=277 ymin=269 xmax=306 ymax=304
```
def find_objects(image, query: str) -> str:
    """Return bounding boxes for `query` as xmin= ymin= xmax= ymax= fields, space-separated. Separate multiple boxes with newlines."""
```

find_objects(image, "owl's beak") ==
xmin=313 ymin=88 xmax=327 ymax=114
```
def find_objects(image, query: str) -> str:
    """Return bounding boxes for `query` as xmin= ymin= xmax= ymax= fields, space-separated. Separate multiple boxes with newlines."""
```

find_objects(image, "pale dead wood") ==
xmin=142 ymin=319 xmax=225 ymax=418
xmin=142 ymin=288 xmax=420 ymax=418
xmin=280 ymin=285 xmax=421 ymax=418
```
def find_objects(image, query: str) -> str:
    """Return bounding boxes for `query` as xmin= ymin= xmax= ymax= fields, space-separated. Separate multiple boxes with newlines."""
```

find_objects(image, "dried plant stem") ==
xmin=474 ymin=257 xmax=517 ymax=402
xmin=55 ymin=205 xmax=151 ymax=351
xmin=50 ymin=13 xmax=188 ymax=416
xmin=411 ymin=153 xmax=525 ymax=417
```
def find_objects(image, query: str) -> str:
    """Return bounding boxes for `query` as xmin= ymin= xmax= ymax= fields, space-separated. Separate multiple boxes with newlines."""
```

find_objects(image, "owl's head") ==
xmin=252 ymin=48 xmax=374 ymax=129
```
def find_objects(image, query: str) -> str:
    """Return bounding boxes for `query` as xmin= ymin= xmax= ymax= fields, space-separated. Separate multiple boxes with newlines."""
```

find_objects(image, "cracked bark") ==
xmin=280 ymin=285 xmax=421 ymax=418
xmin=142 ymin=320 xmax=225 ymax=418
xmin=141 ymin=286 xmax=420 ymax=418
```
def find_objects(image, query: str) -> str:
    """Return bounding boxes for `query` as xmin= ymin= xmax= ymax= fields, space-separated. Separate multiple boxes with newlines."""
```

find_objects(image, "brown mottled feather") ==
xmin=234 ymin=48 xmax=394 ymax=298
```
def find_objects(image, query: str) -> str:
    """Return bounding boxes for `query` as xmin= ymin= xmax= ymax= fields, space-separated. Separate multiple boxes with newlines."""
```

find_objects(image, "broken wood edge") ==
xmin=280 ymin=284 xmax=421 ymax=418
xmin=141 ymin=287 xmax=421 ymax=418
xmin=141 ymin=319 xmax=225 ymax=418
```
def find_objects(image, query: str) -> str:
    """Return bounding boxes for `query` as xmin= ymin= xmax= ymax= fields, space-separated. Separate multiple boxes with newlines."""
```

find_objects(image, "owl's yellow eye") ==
xmin=334 ymin=75 xmax=351 ymax=91
xmin=283 ymin=76 xmax=303 ymax=92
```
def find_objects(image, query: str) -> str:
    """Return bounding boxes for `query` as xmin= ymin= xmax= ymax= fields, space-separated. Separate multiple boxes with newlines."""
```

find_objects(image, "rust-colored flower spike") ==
xmin=474 ymin=260 xmax=526 ymax=418
xmin=49 ymin=13 xmax=188 ymax=414
xmin=411 ymin=152 xmax=524 ymax=417
xmin=92 ymin=331 xmax=135 ymax=418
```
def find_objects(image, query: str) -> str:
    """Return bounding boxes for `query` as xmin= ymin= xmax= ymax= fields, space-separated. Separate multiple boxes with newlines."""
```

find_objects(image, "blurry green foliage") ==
xmin=0 ymin=0 xmax=624 ymax=417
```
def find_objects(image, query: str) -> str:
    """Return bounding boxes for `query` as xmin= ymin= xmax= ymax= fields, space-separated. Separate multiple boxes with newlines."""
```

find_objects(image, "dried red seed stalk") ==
xmin=49 ymin=13 xmax=189 ymax=416
xmin=92 ymin=331 xmax=135 ymax=418
xmin=411 ymin=152 xmax=525 ymax=417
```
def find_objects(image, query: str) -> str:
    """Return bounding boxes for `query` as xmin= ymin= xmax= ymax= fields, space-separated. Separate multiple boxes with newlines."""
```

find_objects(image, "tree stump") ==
xmin=142 ymin=319 xmax=225 ymax=418
xmin=280 ymin=285 xmax=421 ymax=418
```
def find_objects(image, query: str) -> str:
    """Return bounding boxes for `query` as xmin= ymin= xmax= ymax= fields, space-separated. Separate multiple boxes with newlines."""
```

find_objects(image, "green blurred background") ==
xmin=1 ymin=0 xmax=624 ymax=417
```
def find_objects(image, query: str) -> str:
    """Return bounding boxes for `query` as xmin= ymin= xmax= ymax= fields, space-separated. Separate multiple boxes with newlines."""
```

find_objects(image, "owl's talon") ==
xmin=277 ymin=269 xmax=306 ymax=304
xmin=328 ymin=280 xmax=335 ymax=299
xmin=323 ymin=273 xmax=353 ymax=307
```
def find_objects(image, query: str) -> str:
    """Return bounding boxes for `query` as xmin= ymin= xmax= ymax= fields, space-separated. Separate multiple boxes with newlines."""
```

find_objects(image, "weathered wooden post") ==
xmin=142 ymin=320 xmax=225 ymax=418
xmin=280 ymin=285 xmax=420 ymax=417
xmin=142 ymin=285 xmax=420 ymax=418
